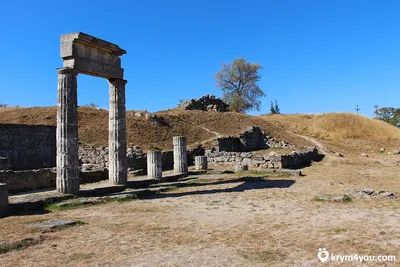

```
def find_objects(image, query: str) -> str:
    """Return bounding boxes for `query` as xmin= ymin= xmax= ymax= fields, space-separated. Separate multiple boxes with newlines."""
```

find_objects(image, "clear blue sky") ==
xmin=0 ymin=0 xmax=399 ymax=117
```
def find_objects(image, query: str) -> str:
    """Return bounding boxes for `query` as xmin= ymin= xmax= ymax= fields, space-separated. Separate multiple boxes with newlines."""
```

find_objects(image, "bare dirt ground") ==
xmin=1 ymin=151 xmax=400 ymax=266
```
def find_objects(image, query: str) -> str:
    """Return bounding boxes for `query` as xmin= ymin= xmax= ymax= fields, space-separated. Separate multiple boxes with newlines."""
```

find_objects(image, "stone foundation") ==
xmin=213 ymin=127 xmax=295 ymax=152
xmin=206 ymin=148 xmax=319 ymax=170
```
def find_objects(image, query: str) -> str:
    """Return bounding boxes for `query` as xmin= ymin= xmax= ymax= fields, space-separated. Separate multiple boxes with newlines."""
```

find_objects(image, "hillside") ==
xmin=0 ymin=107 xmax=310 ymax=150
xmin=260 ymin=113 xmax=400 ymax=154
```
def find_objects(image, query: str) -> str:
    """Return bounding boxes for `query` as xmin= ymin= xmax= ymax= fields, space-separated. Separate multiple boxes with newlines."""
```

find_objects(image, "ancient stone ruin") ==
xmin=57 ymin=32 xmax=127 ymax=194
xmin=173 ymin=136 xmax=188 ymax=175
xmin=205 ymin=127 xmax=319 ymax=169
xmin=179 ymin=94 xmax=229 ymax=112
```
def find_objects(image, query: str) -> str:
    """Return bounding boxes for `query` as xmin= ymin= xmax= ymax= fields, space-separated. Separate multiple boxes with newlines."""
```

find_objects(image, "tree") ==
xmin=270 ymin=101 xmax=276 ymax=114
xmin=215 ymin=57 xmax=265 ymax=113
xmin=270 ymin=100 xmax=281 ymax=114
xmin=274 ymin=100 xmax=280 ymax=114
xmin=85 ymin=102 xmax=99 ymax=108
xmin=374 ymin=107 xmax=400 ymax=127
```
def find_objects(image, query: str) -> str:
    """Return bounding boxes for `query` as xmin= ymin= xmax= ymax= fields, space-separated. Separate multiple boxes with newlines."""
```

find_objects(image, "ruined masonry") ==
xmin=147 ymin=151 xmax=162 ymax=179
xmin=0 ymin=183 xmax=8 ymax=217
xmin=173 ymin=136 xmax=188 ymax=175
xmin=57 ymin=32 xmax=127 ymax=194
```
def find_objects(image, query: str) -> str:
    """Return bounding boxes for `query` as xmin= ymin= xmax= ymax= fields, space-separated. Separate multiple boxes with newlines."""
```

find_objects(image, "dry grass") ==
xmin=260 ymin=113 xmax=400 ymax=154
xmin=1 ymin=153 xmax=399 ymax=266
xmin=0 ymin=107 xmax=311 ymax=150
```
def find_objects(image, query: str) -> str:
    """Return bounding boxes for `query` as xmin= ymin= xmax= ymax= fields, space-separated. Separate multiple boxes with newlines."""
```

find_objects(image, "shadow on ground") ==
xmin=154 ymin=177 xmax=296 ymax=199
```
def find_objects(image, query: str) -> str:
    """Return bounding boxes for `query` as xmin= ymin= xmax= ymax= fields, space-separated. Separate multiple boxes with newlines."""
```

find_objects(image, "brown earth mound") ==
xmin=0 ymin=107 xmax=310 ymax=150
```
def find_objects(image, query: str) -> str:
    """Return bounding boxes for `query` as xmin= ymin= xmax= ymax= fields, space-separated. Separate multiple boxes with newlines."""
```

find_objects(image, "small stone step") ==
xmin=28 ymin=219 xmax=78 ymax=229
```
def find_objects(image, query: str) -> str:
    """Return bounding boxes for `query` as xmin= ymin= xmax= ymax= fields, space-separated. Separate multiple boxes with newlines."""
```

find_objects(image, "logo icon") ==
xmin=318 ymin=248 xmax=329 ymax=262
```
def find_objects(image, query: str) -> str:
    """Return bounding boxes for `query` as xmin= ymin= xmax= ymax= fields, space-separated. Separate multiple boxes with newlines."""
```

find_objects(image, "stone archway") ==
xmin=57 ymin=32 xmax=127 ymax=194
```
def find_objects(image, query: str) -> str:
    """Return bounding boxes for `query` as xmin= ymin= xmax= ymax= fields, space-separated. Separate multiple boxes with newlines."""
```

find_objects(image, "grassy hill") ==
xmin=260 ymin=113 xmax=400 ymax=154
xmin=1 ymin=107 xmax=398 ymax=153
xmin=0 ymin=107 xmax=310 ymax=150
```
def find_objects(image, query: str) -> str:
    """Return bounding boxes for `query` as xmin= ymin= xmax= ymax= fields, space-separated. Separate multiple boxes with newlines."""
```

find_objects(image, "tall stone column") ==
xmin=147 ymin=150 xmax=162 ymax=179
xmin=56 ymin=67 xmax=80 ymax=194
xmin=173 ymin=136 xmax=188 ymax=175
xmin=195 ymin=156 xmax=208 ymax=170
xmin=109 ymin=78 xmax=127 ymax=185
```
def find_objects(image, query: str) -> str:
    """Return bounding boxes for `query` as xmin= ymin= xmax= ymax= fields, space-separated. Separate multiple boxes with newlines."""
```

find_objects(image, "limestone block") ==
xmin=61 ymin=32 xmax=126 ymax=79
xmin=235 ymin=165 xmax=248 ymax=172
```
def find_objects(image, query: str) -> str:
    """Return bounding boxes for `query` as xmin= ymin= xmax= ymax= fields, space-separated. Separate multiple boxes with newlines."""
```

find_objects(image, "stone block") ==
xmin=235 ymin=165 xmax=248 ymax=171
xmin=60 ymin=32 xmax=126 ymax=79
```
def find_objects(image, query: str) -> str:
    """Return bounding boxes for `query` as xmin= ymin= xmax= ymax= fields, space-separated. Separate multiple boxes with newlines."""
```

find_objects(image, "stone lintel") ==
xmin=60 ymin=32 xmax=126 ymax=79
xmin=61 ymin=32 xmax=126 ymax=57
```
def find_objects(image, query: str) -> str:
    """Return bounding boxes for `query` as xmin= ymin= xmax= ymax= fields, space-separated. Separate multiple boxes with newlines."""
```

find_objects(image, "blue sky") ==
xmin=0 ymin=0 xmax=399 ymax=117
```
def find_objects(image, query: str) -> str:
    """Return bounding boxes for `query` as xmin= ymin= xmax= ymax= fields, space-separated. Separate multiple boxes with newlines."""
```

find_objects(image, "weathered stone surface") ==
xmin=335 ymin=152 xmax=345 ymax=157
xmin=316 ymin=195 xmax=329 ymax=201
xmin=349 ymin=189 xmax=397 ymax=199
xmin=108 ymin=79 xmax=127 ymax=185
xmin=61 ymin=32 xmax=126 ymax=79
xmin=0 ymin=124 xmax=56 ymax=170
xmin=206 ymin=147 xmax=319 ymax=170
xmin=179 ymin=94 xmax=229 ymax=112
xmin=0 ymin=183 xmax=8 ymax=217
xmin=195 ymin=156 xmax=208 ymax=170
xmin=0 ymin=169 xmax=56 ymax=192
xmin=0 ymin=157 xmax=9 ymax=170
xmin=28 ymin=219 xmax=78 ymax=229
xmin=147 ymin=151 xmax=162 ymax=179
xmin=235 ymin=165 xmax=248 ymax=171
xmin=331 ymin=195 xmax=346 ymax=202
xmin=56 ymin=67 xmax=80 ymax=194
xmin=173 ymin=136 xmax=188 ymax=175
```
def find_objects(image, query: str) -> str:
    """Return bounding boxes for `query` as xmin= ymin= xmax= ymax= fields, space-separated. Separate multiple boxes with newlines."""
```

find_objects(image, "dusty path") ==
xmin=199 ymin=126 xmax=221 ymax=138
xmin=290 ymin=132 xmax=329 ymax=155
xmin=1 ymin=153 xmax=399 ymax=266
xmin=197 ymin=125 xmax=222 ymax=145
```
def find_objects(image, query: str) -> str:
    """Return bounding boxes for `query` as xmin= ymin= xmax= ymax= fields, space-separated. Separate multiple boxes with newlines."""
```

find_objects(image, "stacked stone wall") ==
xmin=214 ymin=127 xmax=295 ymax=152
xmin=0 ymin=124 xmax=56 ymax=170
xmin=205 ymin=148 xmax=319 ymax=170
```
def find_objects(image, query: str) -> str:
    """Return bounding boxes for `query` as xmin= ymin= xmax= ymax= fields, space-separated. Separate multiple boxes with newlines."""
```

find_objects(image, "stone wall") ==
xmin=79 ymin=145 xmax=203 ymax=174
xmin=179 ymin=94 xmax=229 ymax=112
xmin=213 ymin=127 xmax=295 ymax=152
xmin=205 ymin=147 xmax=319 ymax=170
xmin=0 ymin=168 xmax=111 ymax=193
xmin=0 ymin=169 xmax=56 ymax=192
xmin=0 ymin=124 xmax=56 ymax=170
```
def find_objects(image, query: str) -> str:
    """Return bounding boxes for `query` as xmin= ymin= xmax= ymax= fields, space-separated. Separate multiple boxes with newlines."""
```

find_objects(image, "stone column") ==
xmin=147 ymin=150 xmax=162 ymax=179
xmin=109 ymin=78 xmax=128 ymax=185
xmin=195 ymin=156 xmax=208 ymax=170
xmin=173 ymin=136 xmax=188 ymax=175
xmin=56 ymin=67 xmax=80 ymax=194
xmin=0 ymin=183 xmax=8 ymax=217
